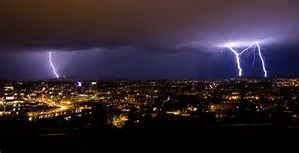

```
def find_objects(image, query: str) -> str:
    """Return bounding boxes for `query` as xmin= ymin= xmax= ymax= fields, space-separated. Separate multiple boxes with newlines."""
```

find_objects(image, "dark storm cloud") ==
xmin=1 ymin=0 xmax=299 ymax=52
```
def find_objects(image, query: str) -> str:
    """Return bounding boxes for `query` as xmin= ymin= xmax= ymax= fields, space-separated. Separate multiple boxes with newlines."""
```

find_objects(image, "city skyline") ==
xmin=1 ymin=0 xmax=299 ymax=150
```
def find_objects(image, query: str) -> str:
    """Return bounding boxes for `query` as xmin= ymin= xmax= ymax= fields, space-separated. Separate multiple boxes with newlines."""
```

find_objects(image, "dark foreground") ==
xmin=0 ymin=126 xmax=298 ymax=152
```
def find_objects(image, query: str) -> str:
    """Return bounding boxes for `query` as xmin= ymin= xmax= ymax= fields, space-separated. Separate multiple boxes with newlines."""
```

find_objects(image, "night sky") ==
xmin=0 ymin=0 xmax=299 ymax=80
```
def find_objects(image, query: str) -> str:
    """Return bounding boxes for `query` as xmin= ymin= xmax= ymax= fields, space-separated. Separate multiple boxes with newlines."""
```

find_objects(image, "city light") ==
xmin=0 ymin=79 xmax=298 ymax=128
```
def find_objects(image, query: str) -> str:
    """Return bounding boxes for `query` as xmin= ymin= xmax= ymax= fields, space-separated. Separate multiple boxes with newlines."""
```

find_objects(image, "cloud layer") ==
xmin=1 ymin=0 xmax=299 ymax=52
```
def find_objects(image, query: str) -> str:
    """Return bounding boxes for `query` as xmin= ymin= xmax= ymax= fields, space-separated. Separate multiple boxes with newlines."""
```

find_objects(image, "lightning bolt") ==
xmin=48 ymin=52 xmax=60 ymax=78
xmin=227 ymin=46 xmax=243 ymax=77
xmin=226 ymin=42 xmax=268 ymax=77
xmin=255 ymin=43 xmax=267 ymax=77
